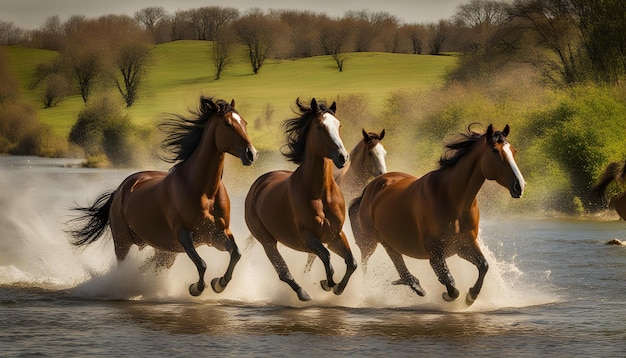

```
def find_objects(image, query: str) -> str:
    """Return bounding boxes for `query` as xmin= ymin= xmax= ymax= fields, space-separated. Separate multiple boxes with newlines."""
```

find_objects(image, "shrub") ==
xmin=69 ymin=94 xmax=138 ymax=167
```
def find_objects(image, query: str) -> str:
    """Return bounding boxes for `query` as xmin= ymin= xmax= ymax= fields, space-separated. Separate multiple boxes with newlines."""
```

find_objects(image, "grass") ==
xmin=7 ymin=40 xmax=457 ymax=146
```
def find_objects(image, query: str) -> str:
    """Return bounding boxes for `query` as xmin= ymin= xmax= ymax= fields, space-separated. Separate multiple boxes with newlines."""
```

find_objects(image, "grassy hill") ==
xmin=7 ymin=40 xmax=457 ymax=149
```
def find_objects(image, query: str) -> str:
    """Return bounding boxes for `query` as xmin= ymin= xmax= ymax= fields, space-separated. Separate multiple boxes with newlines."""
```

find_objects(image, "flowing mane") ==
xmin=159 ymin=96 xmax=235 ymax=164
xmin=438 ymin=124 xmax=507 ymax=169
xmin=281 ymin=98 xmax=335 ymax=164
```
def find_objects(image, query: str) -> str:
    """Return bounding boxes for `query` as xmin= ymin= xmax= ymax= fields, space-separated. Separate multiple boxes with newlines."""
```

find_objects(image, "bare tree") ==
xmin=234 ymin=9 xmax=277 ymax=74
xmin=454 ymin=0 xmax=510 ymax=51
xmin=320 ymin=18 xmax=351 ymax=71
xmin=400 ymin=24 xmax=428 ymax=54
xmin=134 ymin=7 xmax=167 ymax=30
xmin=212 ymin=27 xmax=235 ymax=80
xmin=114 ymin=41 xmax=152 ymax=107
xmin=0 ymin=21 xmax=25 ymax=45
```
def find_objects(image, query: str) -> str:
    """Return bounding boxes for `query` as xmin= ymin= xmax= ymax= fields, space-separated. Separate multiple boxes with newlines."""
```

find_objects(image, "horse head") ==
xmin=362 ymin=129 xmax=387 ymax=177
xmin=207 ymin=98 xmax=258 ymax=166
xmin=480 ymin=124 xmax=526 ymax=198
xmin=308 ymin=98 xmax=349 ymax=169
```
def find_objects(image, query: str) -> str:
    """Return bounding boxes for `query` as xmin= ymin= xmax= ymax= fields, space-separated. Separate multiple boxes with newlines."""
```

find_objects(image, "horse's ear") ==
xmin=230 ymin=99 xmax=236 ymax=108
xmin=362 ymin=129 xmax=369 ymax=140
xmin=502 ymin=124 xmax=510 ymax=137
xmin=379 ymin=129 xmax=385 ymax=140
xmin=310 ymin=98 xmax=318 ymax=111
xmin=201 ymin=97 xmax=218 ymax=113
xmin=485 ymin=124 xmax=494 ymax=143
xmin=329 ymin=101 xmax=337 ymax=113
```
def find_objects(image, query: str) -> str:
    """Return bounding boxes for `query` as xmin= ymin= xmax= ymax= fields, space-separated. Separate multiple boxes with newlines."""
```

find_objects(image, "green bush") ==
xmin=69 ymin=94 xmax=139 ymax=167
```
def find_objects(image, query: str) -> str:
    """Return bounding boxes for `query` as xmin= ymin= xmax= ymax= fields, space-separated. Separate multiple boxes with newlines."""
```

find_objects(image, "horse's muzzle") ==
xmin=510 ymin=179 xmax=525 ymax=198
xmin=333 ymin=150 xmax=348 ymax=169
xmin=241 ymin=146 xmax=258 ymax=166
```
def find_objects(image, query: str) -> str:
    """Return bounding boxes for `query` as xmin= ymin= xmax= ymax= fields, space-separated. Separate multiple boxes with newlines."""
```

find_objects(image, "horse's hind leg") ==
xmin=304 ymin=253 xmax=316 ymax=273
xmin=178 ymin=231 xmax=207 ymax=296
xmin=210 ymin=230 xmax=241 ymax=294
xmin=261 ymin=241 xmax=312 ymax=301
xmin=457 ymin=242 xmax=488 ymax=304
xmin=380 ymin=242 xmax=425 ymax=296
xmin=326 ymin=231 xmax=357 ymax=295
xmin=349 ymin=197 xmax=376 ymax=273
xmin=429 ymin=250 xmax=460 ymax=302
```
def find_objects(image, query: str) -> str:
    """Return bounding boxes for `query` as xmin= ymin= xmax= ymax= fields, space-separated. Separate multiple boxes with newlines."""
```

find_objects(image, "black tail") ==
xmin=592 ymin=161 xmax=624 ymax=198
xmin=67 ymin=190 xmax=115 ymax=246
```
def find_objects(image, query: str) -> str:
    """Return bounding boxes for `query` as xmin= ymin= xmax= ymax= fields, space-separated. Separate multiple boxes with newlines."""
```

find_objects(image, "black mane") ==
xmin=159 ymin=96 xmax=234 ymax=164
xmin=438 ymin=124 xmax=507 ymax=169
xmin=281 ymin=98 xmax=335 ymax=164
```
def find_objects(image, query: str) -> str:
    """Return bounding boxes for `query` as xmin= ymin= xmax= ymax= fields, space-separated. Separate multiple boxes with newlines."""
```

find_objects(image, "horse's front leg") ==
xmin=178 ymin=231 xmax=206 ymax=296
xmin=326 ymin=231 xmax=357 ymax=295
xmin=302 ymin=231 xmax=336 ymax=291
xmin=210 ymin=231 xmax=241 ymax=293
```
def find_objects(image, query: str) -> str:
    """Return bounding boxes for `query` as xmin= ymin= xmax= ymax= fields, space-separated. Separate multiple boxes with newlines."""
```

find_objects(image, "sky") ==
xmin=0 ymin=0 xmax=467 ymax=30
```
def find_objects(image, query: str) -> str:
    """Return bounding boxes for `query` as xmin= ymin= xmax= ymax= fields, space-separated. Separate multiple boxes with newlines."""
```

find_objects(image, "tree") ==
xmin=0 ymin=21 xmax=25 ymax=45
xmin=113 ymin=41 xmax=152 ymax=107
xmin=428 ymin=20 xmax=451 ymax=55
xmin=134 ymin=6 xmax=167 ymax=30
xmin=212 ymin=27 xmax=235 ymax=80
xmin=454 ymin=0 xmax=510 ymax=51
xmin=234 ymin=10 xmax=277 ymax=74
xmin=320 ymin=18 xmax=351 ymax=72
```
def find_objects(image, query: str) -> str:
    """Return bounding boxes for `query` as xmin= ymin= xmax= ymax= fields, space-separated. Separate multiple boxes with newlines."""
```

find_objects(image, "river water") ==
xmin=1 ymin=156 xmax=625 ymax=357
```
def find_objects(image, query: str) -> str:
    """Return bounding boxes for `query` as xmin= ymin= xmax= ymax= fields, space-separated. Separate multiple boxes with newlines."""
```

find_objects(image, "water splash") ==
xmin=0 ymin=157 xmax=558 ymax=312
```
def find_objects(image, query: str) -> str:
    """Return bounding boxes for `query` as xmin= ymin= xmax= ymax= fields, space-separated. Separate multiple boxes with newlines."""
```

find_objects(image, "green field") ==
xmin=7 ymin=40 xmax=457 ymax=145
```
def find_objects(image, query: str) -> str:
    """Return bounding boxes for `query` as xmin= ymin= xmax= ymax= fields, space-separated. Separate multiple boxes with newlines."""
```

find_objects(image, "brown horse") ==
xmin=349 ymin=124 xmax=525 ymax=304
xmin=304 ymin=128 xmax=387 ymax=272
xmin=592 ymin=160 xmax=626 ymax=219
xmin=244 ymin=98 xmax=356 ymax=301
xmin=67 ymin=96 xmax=257 ymax=296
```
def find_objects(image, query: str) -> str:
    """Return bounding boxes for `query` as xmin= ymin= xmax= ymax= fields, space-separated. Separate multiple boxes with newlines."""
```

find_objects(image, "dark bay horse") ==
xmin=592 ymin=161 xmax=626 ymax=220
xmin=304 ymin=128 xmax=387 ymax=272
xmin=68 ymin=96 xmax=257 ymax=296
xmin=244 ymin=98 xmax=356 ymax=301
xmin=349 ymin=124 xmax=525 ymax=304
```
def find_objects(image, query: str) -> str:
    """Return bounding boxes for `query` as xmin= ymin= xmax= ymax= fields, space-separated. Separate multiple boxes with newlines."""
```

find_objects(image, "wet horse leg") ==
xmin=302 ymin=231 xmax=336 ymax=291
xmin=429 ymin=250 xmax=460 ymax=302
xmin=261 ymin=241 xmax=312 ymax=301
xmin=178 ymin=231 xmax=207 ymax=296
xmin=210 ymin=231 xmax=241 ymax=293
xmin=326 ymin=231 xmax=357 ymax=295
xmin=457 ymin=243 xmax=489 ymax=304
xmin=303 ymin=253 xmax=316 ymax=273
xmin=380 ymin=242 xmax=425 ymax=296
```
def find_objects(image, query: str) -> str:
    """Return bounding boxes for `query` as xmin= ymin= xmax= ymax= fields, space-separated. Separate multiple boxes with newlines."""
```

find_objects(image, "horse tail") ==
xmin=67 ymin=190 xmax=115 ymax=246
xmin=592 ymin=161 xmax=624 ymax=198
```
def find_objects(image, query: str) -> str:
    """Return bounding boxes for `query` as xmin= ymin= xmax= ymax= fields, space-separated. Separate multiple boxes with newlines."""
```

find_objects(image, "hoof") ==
xmin=466 ymin=291 xmax=477 ymax=305
xmin=189 ymin=283 xmax=203 ymax=297
xmin=332 ymin=285 xmax=345 ymax=296
xmin=211 ymin=277 xmax=225 ymax=293
xmin=297 ymin=288 xmax=312 ymax=301
xmin=442 ymin=288 xmax=459 ymax=302
xmin=320 ymin=280 xmax=332 ymax=291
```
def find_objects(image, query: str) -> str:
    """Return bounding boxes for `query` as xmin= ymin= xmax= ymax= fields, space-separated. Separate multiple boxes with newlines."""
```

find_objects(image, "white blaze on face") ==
xmin=322 ymin=112 xmax=346 ymax=152
xmin=502 ymin=142 xmax=526 ymax=192
xmin=370 ymin=142 xmax=388 ymax=174
xmin=231 ymin=112 xmax=243 ymax=125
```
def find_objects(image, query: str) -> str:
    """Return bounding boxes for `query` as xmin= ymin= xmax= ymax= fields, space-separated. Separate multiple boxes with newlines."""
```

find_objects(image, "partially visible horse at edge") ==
xmin=67 ymin=96 xmax=257 ymax=297
xmin=304 ymin=128 xmax=387 ymax=272
xmin=349 ymin=124 xmax=525 ymax=304
xmin=244 ymin=98 xmax=356 ymax=301
xmin=592 ymin=160 xmax=626 ymax=220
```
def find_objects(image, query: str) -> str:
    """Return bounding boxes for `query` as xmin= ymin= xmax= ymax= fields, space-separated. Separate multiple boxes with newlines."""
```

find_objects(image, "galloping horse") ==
xmin=592 ymin=160 xmax=626 ymax=219
xmin=244 ymin=98 xmax=356 ymax=301
xmin=68 ymin=96 xmax=257 ymax=296
xmin=349 ymin=124 xmax=525 ymax=303
xmin=304 ymin=128 xmax=387 ymax=272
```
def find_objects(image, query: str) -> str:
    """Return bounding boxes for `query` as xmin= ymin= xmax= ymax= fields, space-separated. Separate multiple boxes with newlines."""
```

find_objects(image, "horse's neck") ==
xmin=295 ymin=152 xmax=336 ymax=199
xmin=441 ymin=145 xmax=486 ymax=210
xmin=179 ymin=122 xmax=224 ymax=196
